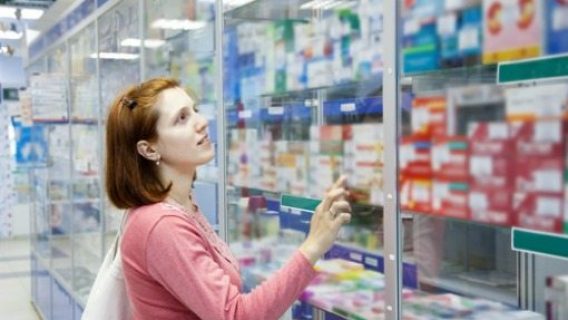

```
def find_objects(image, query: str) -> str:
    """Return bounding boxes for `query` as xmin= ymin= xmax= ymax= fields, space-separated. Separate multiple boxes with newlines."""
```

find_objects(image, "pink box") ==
xmin=482 ymin=0 xmax=543 ymax=64
xmin=514 ymin=192 xmax=564 ymax=233
xmin=469 ymin=186 xmax=514 ymax=226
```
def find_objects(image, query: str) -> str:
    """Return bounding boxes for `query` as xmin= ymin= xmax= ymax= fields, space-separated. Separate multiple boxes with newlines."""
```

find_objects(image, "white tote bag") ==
xmin=82 ymin=214 xmax=131 ymax=320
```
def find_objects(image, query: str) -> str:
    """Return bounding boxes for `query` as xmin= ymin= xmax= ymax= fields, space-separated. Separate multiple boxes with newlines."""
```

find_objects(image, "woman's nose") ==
xmin=195 ymin=114 xmax=208 ymax=132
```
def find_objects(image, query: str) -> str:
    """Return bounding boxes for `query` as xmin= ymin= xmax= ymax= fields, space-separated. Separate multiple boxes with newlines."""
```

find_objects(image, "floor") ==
xmin=0 ymin=238 xmax=41 ymax=320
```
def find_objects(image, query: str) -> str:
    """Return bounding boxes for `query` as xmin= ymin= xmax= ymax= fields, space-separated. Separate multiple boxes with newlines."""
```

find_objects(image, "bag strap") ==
xmin=111 ymin=210 xmax=129 ymax=257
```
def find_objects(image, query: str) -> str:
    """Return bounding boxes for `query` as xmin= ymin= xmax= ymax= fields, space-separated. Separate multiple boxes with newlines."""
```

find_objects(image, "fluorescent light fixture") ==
xmin=0 ymin=30 xmax=22 ymax=40
xmin=301 ymin=0 xmax=352 ymax=9
xmin=89 ymin=52 xmax=140 ymax=60
xmin=0 ymin=6 xmax=44 ymax=20
xmin=121 ymin=38 xmax=165 ymax=49
xmin=151 ymin=19 xmax=206 ymax=31
xmin=26 ymin=29 xmax=39 ymax=45
xmin=224 ymin=0 xmax=255 ymax=8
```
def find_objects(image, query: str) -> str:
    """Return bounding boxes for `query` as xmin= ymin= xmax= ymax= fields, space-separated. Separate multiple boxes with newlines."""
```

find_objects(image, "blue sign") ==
xmin=11 ymin=117 xmax=48 ymax=167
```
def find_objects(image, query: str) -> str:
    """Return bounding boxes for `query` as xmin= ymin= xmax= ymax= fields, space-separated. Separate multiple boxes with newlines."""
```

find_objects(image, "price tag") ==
xmin=404 ymin=19 xmax=420 ymax=36
xmin=437 ymin=13 xmax=457 ymax=36
xmin=458 ymin=27 xmax=480 ymax=51
xmin=268 ymin=107 xmax=284 ymax=115
xmin=341 ymin=103 xmax=356 ymax=112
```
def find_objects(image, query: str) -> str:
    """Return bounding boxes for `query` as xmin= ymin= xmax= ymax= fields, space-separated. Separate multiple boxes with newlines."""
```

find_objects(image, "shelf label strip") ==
xmin=512 ymin=227 xmax=568 ymax=260
xmin=497 ymin=54 xmax=568 ymax=84
xmin=280 ymin=194 xmax=320 ymax=212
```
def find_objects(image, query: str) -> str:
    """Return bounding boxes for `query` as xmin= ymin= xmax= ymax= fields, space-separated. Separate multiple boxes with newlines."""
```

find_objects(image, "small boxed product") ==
xmin=511 ymin=121 xmax=565 ymax=194
xmin=514 ymin=192 xmax=564 ymax=233
xmin=546 ymin=0 xmax=568 ymax=54
xmin=505 ymin=84 xmax=568 ymax=121
xmin=432 ymin=136 xmax=469 ymax=181
xmin=401 ymin=177 xmax=433 ymax=213
xmin=432 ymin=179 xmax=471 ymax=220
xmin=400 ymin=137 xmax=433 ymax=178
xmin=468 ymin=122 xmax=515 ymax=189
xmin=469 ymin=185 xmax=514 ymax=226
xmin=482 ymin=0 xmax=543 ymax=64
xmin=411 ymin=95 xmax=447 ymax=138
xmin=546 ymin=274 xmax=568 ymax=320
xmin=403 ymin=19 xmax=440 ymax=73
xmin=438 ymin=5 xmax=483 ymax=67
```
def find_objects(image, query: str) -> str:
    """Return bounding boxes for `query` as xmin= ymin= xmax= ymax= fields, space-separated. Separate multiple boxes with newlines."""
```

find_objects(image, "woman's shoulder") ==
xmin=124 ymin=202 xmax=190 ymax=238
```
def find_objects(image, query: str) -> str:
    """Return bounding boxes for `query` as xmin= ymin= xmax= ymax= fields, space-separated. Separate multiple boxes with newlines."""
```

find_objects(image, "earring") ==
xmin=156 ymin=155 xmax=161 ymax=166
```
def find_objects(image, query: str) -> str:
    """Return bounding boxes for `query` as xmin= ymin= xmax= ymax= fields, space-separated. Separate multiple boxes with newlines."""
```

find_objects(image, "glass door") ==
xmin=396 ymin=0 xmax=568 ymax=318
xmin=223 ymin=0 xmax=386 ymax=318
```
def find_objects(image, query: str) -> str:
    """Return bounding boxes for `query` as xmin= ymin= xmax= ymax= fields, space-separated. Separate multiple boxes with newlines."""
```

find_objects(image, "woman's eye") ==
xmin=179 ymin=113 xmax=187 ymax=122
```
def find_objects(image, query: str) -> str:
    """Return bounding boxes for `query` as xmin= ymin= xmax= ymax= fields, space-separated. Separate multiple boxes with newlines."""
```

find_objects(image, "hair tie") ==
xmin=122 ymin=97 xmax=138 ymax=110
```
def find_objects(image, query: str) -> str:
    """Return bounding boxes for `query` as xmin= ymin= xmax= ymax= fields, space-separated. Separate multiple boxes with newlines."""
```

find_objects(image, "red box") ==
xmin=515 ymin=156 xmax=564 ymax=194
xmin=400 ymin=137 xmax=432 ymax=178
xmin=400 ymin=177 xmax=432 ymax=214
xmin=412 ymin=96 xmax=447 ymax=138
xmin=469 ymin=186 xmax=514 ymax=226
xmin=468 ymin=122 xmax=515 ymax=156
xmin=514 ymin=192 xmax=564 ymax=233
xmin=432 ymin=136 xmax=469 ymax=181
xmin=432 ymin=179 xmax=470 ymax=220
xmin=511 ymin=121 xmax=565 ymax=157
xmin=469 ymin=154 xmax=514 ymax=189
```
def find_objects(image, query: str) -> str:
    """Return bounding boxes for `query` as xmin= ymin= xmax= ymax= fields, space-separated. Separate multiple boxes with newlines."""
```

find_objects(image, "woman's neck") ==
xmin=159 ymin=165 xmax=194 ymax=211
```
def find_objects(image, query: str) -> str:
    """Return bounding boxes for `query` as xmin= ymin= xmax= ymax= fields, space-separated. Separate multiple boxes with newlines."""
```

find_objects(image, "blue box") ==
xmin=547 ymin=0 xmax=568 ymax=54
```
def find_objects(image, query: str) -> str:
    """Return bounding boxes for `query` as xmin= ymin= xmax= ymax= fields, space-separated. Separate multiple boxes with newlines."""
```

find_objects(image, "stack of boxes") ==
xmin=401 ymin=95 xmax=447 ymax=214
xmin=506 ymin=84 xmax=568 ymax=233
xmin=402 ymin=0 xmax=568 ymax=74
xmin=402 ymin=83 xmax=568 ymax=234
xmin=468 ymin=122 xmax=515 ymax=226
xmin=344 ymin=123 xmax=385 ymax=205
xmin=308 ymin=126 xmax=346 ymax=199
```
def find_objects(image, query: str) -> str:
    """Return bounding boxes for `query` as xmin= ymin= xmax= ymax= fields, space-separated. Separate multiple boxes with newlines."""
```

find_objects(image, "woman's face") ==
xmin=153 ymin=87 xmax=214 ymax=171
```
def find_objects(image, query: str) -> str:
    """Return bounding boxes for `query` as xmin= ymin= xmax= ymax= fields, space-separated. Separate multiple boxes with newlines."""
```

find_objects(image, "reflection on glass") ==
xmin=98 ymin=0 xmax=141 ymax=251
xmin=69 ymin=23 xmax=103 ymax=303
xmin=400 ymin=0 xmax=568 ymax=318
xmin=144 ymin=0 xmax=219 ymax=225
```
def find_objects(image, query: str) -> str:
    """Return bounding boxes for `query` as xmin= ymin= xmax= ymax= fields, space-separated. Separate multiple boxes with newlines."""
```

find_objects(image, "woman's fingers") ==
xmin=321 ymin=187 xmax=347 ymax=212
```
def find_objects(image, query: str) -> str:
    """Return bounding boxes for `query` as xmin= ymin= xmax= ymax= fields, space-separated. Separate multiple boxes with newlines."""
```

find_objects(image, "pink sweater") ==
xmin=121 ymin=202 xmax=317 ymax=320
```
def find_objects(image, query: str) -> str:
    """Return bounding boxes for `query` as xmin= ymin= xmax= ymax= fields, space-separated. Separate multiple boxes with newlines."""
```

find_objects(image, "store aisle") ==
xmin=0 ymin=238 xmax=40 ymax=320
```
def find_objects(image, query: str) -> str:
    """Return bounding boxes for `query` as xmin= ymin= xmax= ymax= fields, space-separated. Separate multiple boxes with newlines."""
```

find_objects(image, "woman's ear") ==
xmin=136 ymin=140 xmax=160 ymax=162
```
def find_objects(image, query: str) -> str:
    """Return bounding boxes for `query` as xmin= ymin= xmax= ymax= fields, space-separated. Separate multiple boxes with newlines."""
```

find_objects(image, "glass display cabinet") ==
xmin=25 ymin=0 xmax=568 ymax=319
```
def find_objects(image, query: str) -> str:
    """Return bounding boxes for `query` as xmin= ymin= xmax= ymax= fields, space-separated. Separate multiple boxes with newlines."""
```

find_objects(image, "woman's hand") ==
xmin=299 ymin=176 xmax=352 ymax=265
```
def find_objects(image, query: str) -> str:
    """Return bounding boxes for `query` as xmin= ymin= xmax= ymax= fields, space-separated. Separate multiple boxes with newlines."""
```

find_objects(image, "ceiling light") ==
xmin=151 ymin=19 xmax=206 ymax=31
xmin=89 ymin=52 xmax=140 ymax=60
xmin=121 ymin=38 xmax=165 ymax=48
xmin=0 ymin=6 xmax=44 ymax=20
xmin=26 ymin=29 xmax=39 ymax=45
xmin=0 ymin=30 xmax=22 ymax=40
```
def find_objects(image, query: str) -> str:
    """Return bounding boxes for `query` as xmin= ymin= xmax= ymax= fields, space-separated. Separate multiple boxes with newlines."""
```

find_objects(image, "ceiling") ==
xmin=0 ymin=0 xmax=56 ymax=57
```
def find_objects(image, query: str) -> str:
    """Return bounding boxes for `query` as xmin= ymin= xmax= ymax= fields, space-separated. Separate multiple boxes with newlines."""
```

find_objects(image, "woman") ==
xmin=106 ymin=77 xmax=352 ymax=320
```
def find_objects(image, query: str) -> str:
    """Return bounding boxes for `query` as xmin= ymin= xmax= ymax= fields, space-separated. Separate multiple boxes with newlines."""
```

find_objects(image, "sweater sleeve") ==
xmin=145 ymin=215 xmax=317 ymax=320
